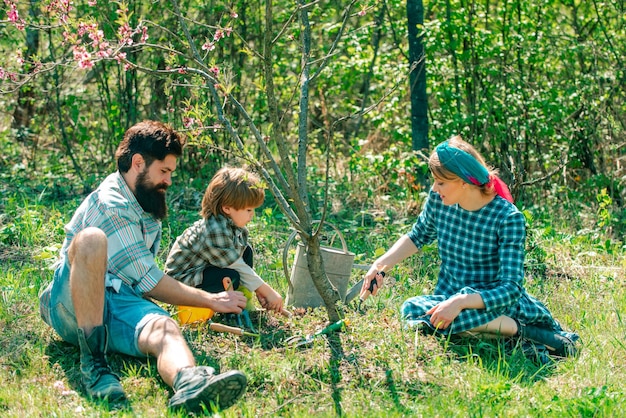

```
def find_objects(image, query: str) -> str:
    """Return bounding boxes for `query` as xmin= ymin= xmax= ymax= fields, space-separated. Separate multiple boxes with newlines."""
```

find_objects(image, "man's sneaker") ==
xmin=77 ymin=326 xmax=126 ymax=401
xmin=168 ymin=366 xmax=247 ymax=413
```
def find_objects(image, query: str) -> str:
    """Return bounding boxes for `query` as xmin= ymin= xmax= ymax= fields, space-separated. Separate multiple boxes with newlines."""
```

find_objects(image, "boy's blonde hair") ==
xmin=201 ymin=167 xmax=265 ymax=218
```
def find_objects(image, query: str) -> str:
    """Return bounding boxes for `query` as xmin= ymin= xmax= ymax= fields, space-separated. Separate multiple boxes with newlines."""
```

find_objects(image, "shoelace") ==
xmin=92 ymin=355 xmax=117 ymax=378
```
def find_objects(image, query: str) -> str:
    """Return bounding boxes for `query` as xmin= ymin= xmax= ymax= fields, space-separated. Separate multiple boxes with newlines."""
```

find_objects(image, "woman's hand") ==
xmin=360 ymin=236 xmax=418 ymax=300
xmin=426 ymin=297 xmax=463 ymax=330
xmin=427 ymin=293 xmax=486 ymax=329
xmin=360 ymin=265 xmax=386 ymax=299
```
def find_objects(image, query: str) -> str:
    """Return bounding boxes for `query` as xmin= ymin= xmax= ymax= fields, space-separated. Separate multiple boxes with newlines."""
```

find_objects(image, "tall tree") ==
xmin=11 ymin=0 xmax=40 ymax=137
xmin=407 ymin=0 xmax=428 ymax=153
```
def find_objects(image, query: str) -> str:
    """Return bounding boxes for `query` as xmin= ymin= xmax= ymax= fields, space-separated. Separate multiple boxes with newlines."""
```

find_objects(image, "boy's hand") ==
xmin=255 ymin=284 xmax=284 ymax=313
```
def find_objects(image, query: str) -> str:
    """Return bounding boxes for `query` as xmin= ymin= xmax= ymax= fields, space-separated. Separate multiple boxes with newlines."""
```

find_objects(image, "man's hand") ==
xmin=146 ymin=273 xmax=247 ymax=313
xmin=209 ymin=290 xmax=248 ymax=314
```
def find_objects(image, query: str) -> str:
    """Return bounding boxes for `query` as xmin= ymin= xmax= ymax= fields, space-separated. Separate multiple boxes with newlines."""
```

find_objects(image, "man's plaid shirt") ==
xmin=55 ymin=172 xmax=164 ymax=295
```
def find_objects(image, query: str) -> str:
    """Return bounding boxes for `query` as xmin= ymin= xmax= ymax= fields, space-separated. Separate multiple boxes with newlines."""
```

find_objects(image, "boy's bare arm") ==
xmin=254 ymin=283 xmax=284 ymax=313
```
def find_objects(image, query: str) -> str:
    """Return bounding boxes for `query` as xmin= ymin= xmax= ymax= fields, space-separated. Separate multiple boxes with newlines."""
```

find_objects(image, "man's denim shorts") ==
xmin=39 ymin=258 xmax=170 ymax=358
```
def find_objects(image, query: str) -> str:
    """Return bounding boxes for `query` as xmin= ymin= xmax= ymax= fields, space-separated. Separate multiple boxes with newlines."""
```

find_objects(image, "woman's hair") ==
xmin=429 ymin=135 xmax=496 ymax=195
xmin=115 ymin=120 xmax=186 ymax=173
xmin=201 ymin=167 xmax=265 ymax=218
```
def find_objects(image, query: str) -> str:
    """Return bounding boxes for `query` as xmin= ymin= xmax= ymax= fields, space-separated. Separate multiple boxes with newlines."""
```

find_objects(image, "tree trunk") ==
xmin=11 ymin=0 xmax=41 ymax=137
xmin=305 ymin=235 xmax=342 ymax=322
xmin=407 ymin=0 xmax=428 ymax=153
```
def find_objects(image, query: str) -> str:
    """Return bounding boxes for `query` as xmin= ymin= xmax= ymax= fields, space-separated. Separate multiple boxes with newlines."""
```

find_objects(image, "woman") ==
xmin=361 ymin=135 xmax=579 ymax=361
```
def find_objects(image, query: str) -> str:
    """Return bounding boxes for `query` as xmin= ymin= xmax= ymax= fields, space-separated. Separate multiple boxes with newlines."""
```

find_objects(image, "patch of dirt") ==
xmin=0 ymin=244 xmax=33 ymax=264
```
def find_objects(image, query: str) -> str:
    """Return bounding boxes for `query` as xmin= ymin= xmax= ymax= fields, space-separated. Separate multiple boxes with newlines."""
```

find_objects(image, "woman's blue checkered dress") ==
xmin=401 ymin=189 xmax=564 ymax=334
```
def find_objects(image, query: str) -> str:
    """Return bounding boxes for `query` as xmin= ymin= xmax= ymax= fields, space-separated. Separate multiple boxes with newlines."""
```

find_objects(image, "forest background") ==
xmin=0 ymin=0 xmax=625 ymax=416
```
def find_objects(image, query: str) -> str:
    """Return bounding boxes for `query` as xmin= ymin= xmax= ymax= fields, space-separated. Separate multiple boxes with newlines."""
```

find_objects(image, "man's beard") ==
xmin=135 ymin=169 xmax=168 ymax=220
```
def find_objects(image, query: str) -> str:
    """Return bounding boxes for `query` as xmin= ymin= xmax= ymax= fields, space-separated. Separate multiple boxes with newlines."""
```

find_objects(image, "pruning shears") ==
xmin=356 ymin=265 xmax=389 ymax=311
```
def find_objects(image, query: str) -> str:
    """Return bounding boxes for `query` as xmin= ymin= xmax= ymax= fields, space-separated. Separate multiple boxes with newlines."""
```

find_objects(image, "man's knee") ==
xmin=68 ymin=227 xmax=107 ymax=263
xmin=139 ymin=316 xmax=186 ymax=353
xmin=143 ymin=316 xmax=184 ymax=340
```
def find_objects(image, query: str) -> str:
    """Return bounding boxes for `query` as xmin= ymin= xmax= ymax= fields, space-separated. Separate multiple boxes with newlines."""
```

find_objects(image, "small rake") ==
xmin=284 ymin=318 xmax=350 ymax=348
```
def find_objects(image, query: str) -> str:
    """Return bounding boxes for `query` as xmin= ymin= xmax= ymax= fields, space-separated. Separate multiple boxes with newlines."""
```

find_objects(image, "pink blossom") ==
xmin=61 ymin=30 xmax=75 ymax=45
xmin=6 ymin=6 xmax=18 ymax=22
xmin=45 ymin=0 xmax=72 ymax=24
xmin=358 ymin=10 xmax=367 ymax=16
xmin=0 ymin=67 xmax=19 ymax=82
xmin=214 ymin=30 xmax=224 ymax=42
xmin=209 ymin=66 xmax=219 ymax=76
xmin=88 ymin=0 xmax=97 ymax=5
xmin=4 ymin=0 xmax=25 ymax=30
xmin=202 ymin=41 xmax=216 ymax=52
xmin=73 ymin=45 xmax=94 ymax=69
xmin=140 ymin=26 xmax=149 ymax=43
xmin=77 ymin=22 xmax=98 ymax=37
xmin=183 ymin=117 xmax=195 ymax=128
xmin=118 ymin=23 xmax=134 ymax=46
xmin=115 ymin=52 xmax=127 ymax=63
xmin=79 ymin=59 xmax=93 ymax=69
xmin=89 ymin=29 xmax=104 ymax=44
xmin=230 ymin=12 xmax=238 ymax=19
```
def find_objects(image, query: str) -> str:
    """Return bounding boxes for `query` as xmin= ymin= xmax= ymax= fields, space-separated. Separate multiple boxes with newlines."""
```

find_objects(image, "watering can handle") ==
xmin=282 ymin=221 xmax=350 ymax=291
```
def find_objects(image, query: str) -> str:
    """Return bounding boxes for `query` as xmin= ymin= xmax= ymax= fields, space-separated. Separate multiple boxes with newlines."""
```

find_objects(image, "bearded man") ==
xmin=39 ymin=120 xmax=248 ymax=413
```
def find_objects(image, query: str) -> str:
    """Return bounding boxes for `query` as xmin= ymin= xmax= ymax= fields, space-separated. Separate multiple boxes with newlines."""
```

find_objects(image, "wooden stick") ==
xmin=209 ymin=322 xmax=259 ymax=337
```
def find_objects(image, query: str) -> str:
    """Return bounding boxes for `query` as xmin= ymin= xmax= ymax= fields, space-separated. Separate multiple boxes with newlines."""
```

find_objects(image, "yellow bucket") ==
xmin=176 ymin=305 xmax=214 ymax=325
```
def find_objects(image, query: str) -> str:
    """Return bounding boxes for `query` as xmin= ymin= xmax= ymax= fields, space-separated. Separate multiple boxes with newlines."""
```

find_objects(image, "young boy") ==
xmin=165 ymin=167 xmax=284 ymax=320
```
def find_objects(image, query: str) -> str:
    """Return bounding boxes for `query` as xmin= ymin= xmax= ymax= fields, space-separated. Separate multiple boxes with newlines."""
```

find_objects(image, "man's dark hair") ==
xmin=115 ymin=120 xmax=186 ymax=173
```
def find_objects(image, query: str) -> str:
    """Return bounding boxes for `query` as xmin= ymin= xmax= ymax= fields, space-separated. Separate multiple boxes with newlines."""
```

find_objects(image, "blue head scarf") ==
xmin=435 ymin=141 xmax=490 ymax=186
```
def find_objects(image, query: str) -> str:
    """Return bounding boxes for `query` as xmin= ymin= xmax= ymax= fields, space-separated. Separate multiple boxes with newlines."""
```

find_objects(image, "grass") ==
xmin=1 ymin=188 xmax=625 ymax=417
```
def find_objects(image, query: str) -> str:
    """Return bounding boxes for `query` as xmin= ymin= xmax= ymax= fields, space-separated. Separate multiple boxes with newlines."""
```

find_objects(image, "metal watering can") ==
xmin=282 ymin=221 xmax=366 ymax=308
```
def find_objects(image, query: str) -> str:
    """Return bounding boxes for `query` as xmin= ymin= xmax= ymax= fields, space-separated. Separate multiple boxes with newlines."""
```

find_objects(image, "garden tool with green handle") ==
xmin=284 ymin=318 xmax=351 ymax=348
